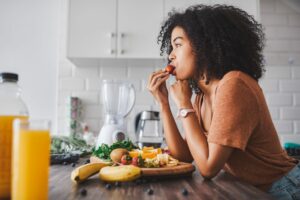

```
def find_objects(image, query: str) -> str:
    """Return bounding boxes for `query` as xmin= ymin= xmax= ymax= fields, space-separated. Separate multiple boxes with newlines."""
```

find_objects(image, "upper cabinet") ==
xmin=117 ymin=0 xmax=163 ymax=58
xmin=67 ymin=0 xmax=163 ymax=59
xmin=68 ymin=0 xmax=117 ymax=58
xmin=67 ymin=0 xmax=259 ymax=60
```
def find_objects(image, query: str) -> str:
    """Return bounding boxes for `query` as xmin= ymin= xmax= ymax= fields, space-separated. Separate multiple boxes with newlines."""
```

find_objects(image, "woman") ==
xmin=147 ymin=5 xmax=299 ymax=199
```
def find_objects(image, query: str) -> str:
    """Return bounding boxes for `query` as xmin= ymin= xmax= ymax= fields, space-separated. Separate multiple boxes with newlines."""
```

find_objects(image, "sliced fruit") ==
xmin=156 ymin=148 xmax=162 ymax=154
xmin=129 ymin=149 xmax=141 ymax=158
xmin=99 ymin=165 xmax=141 ymax=182
xmin=71 ymin=162 xmax=110 ymax=183
xmin=142 ymin=152 xmax=157 ymax=159
xmin=142 ymin=146 xmax=154 ymax=152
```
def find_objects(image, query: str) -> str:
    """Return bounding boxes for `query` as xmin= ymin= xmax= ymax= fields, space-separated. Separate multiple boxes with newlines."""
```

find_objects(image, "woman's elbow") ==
xmin=199 ymin=167 xmax=220 ymax=179
xmin=201 ymin=172 xmax=217 ymax=179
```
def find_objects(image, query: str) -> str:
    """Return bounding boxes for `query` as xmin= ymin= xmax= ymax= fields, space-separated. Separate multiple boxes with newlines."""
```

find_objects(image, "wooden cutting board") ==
xmin=90 ymin=156 xmax=195 ymax=177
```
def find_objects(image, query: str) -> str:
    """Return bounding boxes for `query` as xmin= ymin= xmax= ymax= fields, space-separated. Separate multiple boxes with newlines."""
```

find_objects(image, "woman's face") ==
xmin=168 ymin=26 xmax=197 ymax=80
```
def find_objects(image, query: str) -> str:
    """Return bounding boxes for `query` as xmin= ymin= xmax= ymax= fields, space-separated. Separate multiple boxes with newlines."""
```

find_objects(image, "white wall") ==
xmin=0 ymin=0 xmax=60 ymax=132
xmin=260 ymin=0 xmax=300 ymax=144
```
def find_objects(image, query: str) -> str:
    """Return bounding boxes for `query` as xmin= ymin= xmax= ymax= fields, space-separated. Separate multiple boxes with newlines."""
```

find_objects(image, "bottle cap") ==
xmin=0 ymin=72 xmax=18 ymax=83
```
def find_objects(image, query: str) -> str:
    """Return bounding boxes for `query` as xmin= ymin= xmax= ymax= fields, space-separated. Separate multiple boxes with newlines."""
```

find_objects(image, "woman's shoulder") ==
xmin=218 ymin=70 xmax=260 ymax=91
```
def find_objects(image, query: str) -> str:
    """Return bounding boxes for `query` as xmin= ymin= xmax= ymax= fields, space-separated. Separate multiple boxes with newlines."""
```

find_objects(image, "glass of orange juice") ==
xmin=12 ymin=119 xmax=51 ymax=200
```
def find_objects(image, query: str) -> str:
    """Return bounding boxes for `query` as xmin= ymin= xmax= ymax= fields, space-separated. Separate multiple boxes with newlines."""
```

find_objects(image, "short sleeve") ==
xmin=207 ymin=78 xmax=259 ymax=151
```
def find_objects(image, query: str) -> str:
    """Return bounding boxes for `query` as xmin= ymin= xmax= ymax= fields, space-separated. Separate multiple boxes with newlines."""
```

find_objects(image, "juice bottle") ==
xmin=0 ymin=72 xmax=28 ymax=198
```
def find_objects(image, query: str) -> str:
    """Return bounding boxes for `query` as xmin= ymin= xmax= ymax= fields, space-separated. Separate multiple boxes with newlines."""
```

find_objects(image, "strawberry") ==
xmin=131 ymin=157 xmax=138 ymax=166
xmin=165 ymin=65 xmax=175 ymax=75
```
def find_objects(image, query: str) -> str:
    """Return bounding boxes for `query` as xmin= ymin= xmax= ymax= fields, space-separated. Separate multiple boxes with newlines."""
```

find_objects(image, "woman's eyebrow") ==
xmin=172 ymin=36 xmax=183 ymax=43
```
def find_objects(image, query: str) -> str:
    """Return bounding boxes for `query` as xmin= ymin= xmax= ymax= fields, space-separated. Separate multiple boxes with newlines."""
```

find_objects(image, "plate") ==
xmin=90 ymin=156 xmax=195 ymax=177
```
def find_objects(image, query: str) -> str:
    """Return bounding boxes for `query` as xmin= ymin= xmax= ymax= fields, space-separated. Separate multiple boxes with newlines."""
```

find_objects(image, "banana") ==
xmin=99 ymin=165 xmax=141 ymax=182
xmin=71 ymin=162 xmax=111 ymax=183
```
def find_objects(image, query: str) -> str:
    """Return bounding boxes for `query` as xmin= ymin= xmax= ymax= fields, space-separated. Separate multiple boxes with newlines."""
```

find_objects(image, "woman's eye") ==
xmin=175 ymin=43 xmax=181 ymax=48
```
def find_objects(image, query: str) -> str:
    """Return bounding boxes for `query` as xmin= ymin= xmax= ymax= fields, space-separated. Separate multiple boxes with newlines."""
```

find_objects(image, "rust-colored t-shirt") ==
xmin=193 ymin=71 xmax=298 ymax=191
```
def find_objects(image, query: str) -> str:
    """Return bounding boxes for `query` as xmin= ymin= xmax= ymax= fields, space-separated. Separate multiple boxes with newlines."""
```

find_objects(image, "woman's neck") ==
xmin=198 ymin=79 xmax=219 ymax=103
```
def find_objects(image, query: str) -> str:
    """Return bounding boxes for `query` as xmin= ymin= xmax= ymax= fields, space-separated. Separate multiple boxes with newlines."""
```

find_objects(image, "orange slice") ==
xmin=129 ymin=150 xmax=140 ymax=158
xmin=142 ymin=152 xmax=157 ymax=159
xmin=142 ymin=146 xmax=154 ymax=152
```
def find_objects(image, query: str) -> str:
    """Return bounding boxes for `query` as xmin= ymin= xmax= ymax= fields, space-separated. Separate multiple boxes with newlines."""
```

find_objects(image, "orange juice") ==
xmin=0 ymin=115 xmax=27 ymax=198
xmin=12 ymin=123 xmax=50 ymax=200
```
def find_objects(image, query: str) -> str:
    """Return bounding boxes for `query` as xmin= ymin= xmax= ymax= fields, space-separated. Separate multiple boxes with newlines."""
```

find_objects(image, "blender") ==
xmin=96 ymin=80 xmax=135 ymax=147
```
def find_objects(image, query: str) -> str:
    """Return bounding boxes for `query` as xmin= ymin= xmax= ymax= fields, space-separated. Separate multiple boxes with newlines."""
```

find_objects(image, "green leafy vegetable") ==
xmin=51 ymin=136 xmax=92 ymax=156
xmin=92 ymin=139 xmax=138 ymax=160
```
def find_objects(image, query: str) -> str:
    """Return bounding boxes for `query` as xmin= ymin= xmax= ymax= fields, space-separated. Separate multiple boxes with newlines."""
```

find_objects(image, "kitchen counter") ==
xmin=49 ymin=159 xmax=274 ymax=200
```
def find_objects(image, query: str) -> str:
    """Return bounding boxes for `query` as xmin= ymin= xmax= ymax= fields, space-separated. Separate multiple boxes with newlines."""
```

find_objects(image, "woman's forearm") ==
xmin=181 ymin=112 xmax=218 ymax=177
xmin=160 ymin=104 xmax=193 ymax=162
xmin=181 ymin=113 xmax=209 ymax=160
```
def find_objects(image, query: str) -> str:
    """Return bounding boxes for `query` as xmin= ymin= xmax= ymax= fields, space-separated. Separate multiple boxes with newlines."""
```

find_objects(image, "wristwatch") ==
xmin=176 ymin=108 xmax=195 ymax=118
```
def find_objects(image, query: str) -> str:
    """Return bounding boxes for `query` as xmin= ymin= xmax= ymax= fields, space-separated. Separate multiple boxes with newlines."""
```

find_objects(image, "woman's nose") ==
xmin=168 ymin=50 xmax=175 ymax=62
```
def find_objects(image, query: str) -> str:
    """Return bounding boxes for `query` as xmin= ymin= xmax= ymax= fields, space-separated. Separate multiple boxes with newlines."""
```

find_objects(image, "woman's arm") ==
xmin=170 ymin=80 xmax=234 ymax=179
xmin=147 ymin=70 xmax=193 ymax=162
xmin=160 ymin=103 xmax=193 ymax=162
xmin=180 ymin=103 xmax=233 ymax=178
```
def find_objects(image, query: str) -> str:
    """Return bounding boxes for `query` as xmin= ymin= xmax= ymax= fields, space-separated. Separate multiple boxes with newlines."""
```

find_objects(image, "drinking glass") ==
xmin=12 ymin=119 xmax=51 ymax=200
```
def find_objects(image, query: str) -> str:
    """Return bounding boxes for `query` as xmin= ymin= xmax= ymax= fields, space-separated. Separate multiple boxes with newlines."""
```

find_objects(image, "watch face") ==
xmin=180 ymin=110 xmax=187 ymax=116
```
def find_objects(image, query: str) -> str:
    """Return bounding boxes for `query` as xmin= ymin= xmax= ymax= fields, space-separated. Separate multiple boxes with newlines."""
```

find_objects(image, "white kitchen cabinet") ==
xmin=117 ymin=0 xmax=163 ymax=58
xmin=68 ymin=0 xmax=117 ymax=58
xmin=164 ymin=0 xmax=259 ymax=21
xmin=67 ymin=0 xmax=259 ymax=61
xmin=68 ymin=0 xmax=163 ymax=59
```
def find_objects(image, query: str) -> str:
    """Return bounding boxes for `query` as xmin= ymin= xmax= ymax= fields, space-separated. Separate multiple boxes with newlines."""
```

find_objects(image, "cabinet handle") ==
xmin=119 ymin=33 xmax=125 ymax=55
xmin=109 ymin=32 xmax=115 ymax=55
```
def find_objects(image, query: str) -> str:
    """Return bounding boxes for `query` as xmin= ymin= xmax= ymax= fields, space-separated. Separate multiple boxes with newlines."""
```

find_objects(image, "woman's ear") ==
xmin=200 ymin=74 xmax=209 ymax=85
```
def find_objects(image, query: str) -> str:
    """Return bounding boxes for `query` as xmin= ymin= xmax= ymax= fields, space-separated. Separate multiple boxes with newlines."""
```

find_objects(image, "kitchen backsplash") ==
xmin=57 ymin=0 xmax=300 ymax=144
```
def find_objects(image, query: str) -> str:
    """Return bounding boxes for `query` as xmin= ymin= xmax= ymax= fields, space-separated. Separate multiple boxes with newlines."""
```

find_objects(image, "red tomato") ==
xmin=165 ymin=65 xmax=175 ymax=75
xmin=121 ymin=154 xmax=131 ymax=165
xmin=131 ymin=157 xmax=138 ymax=166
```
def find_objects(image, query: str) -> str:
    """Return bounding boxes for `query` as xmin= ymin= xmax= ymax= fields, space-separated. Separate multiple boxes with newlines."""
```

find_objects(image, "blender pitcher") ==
xmin=97 ymin=80 xmax=135 ymax=147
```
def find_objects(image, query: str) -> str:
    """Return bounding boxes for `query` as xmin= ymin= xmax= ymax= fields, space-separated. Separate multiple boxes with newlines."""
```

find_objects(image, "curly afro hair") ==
xmin=158 ymin=4 xmax=265 ymax=83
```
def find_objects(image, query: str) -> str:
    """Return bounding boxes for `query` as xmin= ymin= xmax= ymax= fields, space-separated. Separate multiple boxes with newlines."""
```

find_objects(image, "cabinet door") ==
xmin=68 ymin=0 xmax=117 ymax=58
xmin=117 ymin=0 xmax=163 ymax=58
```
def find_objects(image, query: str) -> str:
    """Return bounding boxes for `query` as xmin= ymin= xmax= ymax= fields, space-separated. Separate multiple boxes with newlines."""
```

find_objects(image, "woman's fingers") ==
xmin=148 ymin=69 xmax=164 ymax=85
xmin=147 ymin=71 xmax=169 ymax=91
xmin=151 ymin=74 xmax=170 ymax=90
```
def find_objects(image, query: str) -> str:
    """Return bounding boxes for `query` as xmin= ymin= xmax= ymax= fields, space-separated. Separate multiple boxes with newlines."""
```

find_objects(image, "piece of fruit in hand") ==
xmin=165 ymin=65 xmax=175 ymax=75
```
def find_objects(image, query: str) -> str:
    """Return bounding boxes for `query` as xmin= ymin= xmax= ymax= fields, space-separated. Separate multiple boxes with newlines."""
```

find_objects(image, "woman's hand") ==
xmin=147 ymin=69 xmax=170 ymax=107
xmin=170 ymin=80 xmax=193 ymax=108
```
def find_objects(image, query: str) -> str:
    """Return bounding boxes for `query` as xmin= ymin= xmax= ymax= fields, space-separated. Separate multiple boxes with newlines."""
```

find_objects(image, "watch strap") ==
xmin=176 ymin=108 xmax=195 ymax=118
